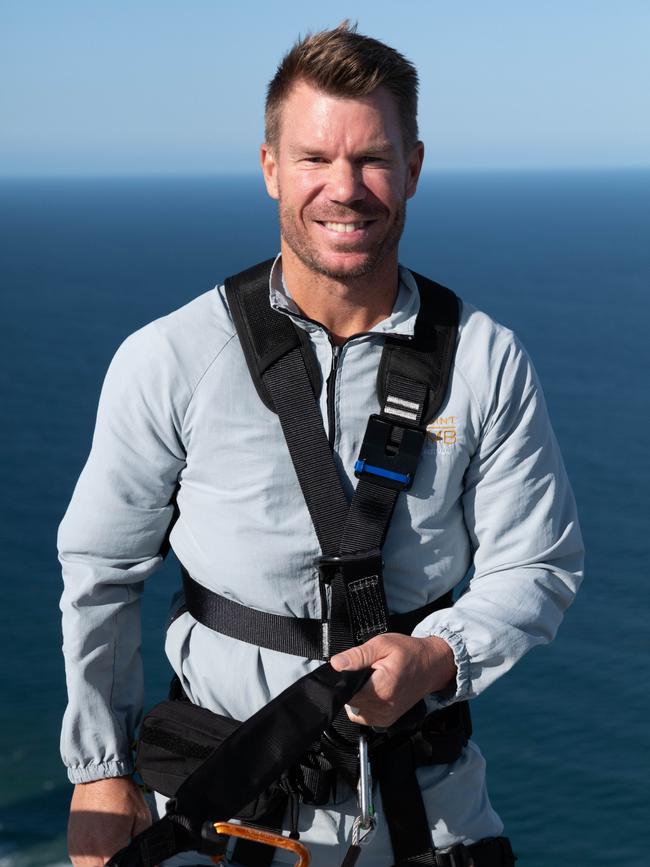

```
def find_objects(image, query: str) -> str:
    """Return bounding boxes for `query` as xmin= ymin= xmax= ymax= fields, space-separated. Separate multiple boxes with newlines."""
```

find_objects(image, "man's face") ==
xmin=261 ymin=80 xmax=424 ymax=281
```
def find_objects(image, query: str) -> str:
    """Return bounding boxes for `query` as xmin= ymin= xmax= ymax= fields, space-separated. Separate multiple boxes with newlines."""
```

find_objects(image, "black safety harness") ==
xmin=111 ymin=259 xmax=516 ymax=867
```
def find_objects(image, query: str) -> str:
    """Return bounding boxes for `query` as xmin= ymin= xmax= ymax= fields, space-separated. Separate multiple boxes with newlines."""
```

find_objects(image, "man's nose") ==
xmin=326 ymin=160 xmax=366 ymax=205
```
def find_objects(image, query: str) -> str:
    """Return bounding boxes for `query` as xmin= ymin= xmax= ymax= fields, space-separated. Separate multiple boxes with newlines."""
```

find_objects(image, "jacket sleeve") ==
xmin=413 ymin=331 xmax=584 ymax=706
xmin=58 ymin=325 xmax=189 ymax=783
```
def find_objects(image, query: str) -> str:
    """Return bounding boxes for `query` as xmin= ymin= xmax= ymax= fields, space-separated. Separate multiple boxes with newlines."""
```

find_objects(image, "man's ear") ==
xmin=405 ymin=140 xmax=425 ymax=200
xmin=260 ymin=144 xmax=279 ymax=200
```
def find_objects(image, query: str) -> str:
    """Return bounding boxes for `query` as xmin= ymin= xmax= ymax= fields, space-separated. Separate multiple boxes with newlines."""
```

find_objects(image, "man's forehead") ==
xmin=284 ymin=78 xmax=395 ymax=111
xmin=277 ymin=80 xmax=402 ymax=146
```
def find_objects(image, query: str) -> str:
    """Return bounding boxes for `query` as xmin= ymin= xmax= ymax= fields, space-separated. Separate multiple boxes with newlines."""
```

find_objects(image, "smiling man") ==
xmin=60 ymin=22 xmax=583 ymax=867
xmin=260 ymin=78 xmax=421 ymax=343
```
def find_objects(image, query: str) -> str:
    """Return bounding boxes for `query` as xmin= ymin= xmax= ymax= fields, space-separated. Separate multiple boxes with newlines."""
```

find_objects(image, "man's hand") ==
xmin=330 ymin=633 xmax=457 ymax=728
xmin=68 ymin=776 xmax=152 ymax=867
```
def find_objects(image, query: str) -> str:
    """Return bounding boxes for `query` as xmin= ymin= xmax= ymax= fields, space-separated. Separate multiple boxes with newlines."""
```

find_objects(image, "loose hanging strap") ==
xmin=107 ymin=665 xmax=372 ymax=867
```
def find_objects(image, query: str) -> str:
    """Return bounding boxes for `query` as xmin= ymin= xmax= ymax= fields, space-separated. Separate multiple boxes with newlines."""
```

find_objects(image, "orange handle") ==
xmin=210 ymin=821 xmax=310 ymax=866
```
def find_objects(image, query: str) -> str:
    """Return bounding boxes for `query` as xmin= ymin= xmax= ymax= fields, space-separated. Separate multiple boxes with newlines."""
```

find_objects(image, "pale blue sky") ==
xmin=1 ymin=0 xmax=648 ymax=175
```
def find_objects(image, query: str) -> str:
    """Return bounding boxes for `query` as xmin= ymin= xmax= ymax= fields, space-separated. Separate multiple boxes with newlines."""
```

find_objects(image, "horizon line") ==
xmin=1 ymin=164 xmax=650 ymax=181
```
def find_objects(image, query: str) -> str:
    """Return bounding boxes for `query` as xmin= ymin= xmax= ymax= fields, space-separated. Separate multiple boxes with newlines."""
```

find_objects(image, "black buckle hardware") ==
xmin=317 ymin=550 xmax=384 ymax=586
xmin=354 ymin=414 xmax=426 ymax=491
xmin=436 ymin=844 xmax=475 ymax=867
xmin=317 ymin=550 xmax=388 ymax=644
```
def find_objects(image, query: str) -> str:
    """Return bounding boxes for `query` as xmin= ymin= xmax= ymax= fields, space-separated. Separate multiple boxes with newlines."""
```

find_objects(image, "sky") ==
xmin=1 ymin=0 xmax=649 ymax=176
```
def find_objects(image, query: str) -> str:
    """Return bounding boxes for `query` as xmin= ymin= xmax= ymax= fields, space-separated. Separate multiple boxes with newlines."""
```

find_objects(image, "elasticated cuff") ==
xmin=413 ymin=624 xmax=471 ymax=710
xmin=66 ymin=758 xmax=134 ymax=784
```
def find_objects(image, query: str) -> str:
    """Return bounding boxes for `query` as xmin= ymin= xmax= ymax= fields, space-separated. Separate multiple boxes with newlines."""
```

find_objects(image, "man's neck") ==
xmin=280 ymin=246 xmax=400 ymax=345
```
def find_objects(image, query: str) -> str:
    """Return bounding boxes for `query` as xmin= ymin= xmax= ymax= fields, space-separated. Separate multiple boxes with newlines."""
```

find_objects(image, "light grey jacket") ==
xmin=59 ymin=259 xmax=583 ymax=840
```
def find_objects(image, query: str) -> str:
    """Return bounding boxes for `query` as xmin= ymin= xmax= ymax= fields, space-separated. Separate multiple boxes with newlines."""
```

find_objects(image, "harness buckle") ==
xmin=317 ymin=550 xmax=384 ymax=586
xmin=317 ymin=550 xmax=388 ymax=643
xmin=436 ymin=843 xmax=475 ymax=867
xmin=354 ymin=414 xmax=426 ymax=491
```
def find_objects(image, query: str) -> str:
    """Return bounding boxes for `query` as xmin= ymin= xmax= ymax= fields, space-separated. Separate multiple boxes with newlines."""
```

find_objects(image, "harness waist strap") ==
xmin=181 ymin=567 xmax=453 ymax=660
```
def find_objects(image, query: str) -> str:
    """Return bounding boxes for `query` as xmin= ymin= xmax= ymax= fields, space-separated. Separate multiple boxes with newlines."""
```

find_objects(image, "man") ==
xmin=60 ymin=22 xmax=583 ymax=867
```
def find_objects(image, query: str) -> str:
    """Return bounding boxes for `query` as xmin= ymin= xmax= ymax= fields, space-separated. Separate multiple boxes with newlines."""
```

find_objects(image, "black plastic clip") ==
xmin=354 ymin=414 xmax=426 ymax=491
xmin=317 ymin=550 xmax=384 ymax=586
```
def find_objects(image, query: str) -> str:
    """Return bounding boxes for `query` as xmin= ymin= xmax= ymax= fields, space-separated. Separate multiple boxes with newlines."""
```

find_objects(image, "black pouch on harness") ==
xmin=135 ymin=699 xmax=289 ymax=823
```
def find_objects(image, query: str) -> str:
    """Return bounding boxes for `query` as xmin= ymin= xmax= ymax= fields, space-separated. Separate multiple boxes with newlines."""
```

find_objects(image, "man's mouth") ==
xmin=318 ymin=220 xmax=373 ymax=233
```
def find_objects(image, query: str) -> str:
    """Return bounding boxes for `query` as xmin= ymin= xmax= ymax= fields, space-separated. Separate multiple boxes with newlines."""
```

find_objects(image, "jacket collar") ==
xmin=268 ymin=253 xmax=419 ymax=339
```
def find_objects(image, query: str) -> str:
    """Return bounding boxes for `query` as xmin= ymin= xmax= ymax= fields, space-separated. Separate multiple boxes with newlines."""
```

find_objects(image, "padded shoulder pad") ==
xmin=378 ymin=272 xmax=459 ymax=425
xmin=224 ymin=259 xmax=322 ymax=412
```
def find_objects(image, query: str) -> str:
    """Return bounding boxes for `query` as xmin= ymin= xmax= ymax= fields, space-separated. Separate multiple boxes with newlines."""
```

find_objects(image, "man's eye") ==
xmin=304 ymin=157 xmax=327 ymax=164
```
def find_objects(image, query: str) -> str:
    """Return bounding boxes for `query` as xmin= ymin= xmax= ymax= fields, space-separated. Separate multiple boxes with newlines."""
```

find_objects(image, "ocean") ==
xmin=0 ymin=170 xmax=648 ymax=866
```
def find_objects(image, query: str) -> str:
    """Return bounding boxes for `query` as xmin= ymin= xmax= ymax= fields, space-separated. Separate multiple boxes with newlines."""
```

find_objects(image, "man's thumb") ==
xmin=330 ymin=643 xmax=373 ymax=671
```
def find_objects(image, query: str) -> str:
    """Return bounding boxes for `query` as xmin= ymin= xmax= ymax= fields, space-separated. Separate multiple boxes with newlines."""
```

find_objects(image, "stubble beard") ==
xmin=278 ymin=198 xmax=407 ymax=281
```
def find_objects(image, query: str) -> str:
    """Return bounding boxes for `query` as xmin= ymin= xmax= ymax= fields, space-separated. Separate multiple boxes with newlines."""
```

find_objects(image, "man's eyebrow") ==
xmin=359 ymin=141 xmax=395 ymax=155
xmin=288 ymin=141 xmax=397 ymax=158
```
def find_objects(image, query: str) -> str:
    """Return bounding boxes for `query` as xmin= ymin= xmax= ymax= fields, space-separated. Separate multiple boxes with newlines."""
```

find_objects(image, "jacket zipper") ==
xmin=326 ymin=342 xmax=341 ymax=448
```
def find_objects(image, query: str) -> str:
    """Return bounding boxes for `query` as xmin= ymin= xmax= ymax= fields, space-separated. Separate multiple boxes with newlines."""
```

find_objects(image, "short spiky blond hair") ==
xmin=265 ymin=21 xmax=419 ymax=152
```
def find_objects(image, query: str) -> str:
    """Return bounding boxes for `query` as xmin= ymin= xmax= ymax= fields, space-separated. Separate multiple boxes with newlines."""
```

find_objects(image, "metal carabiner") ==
xmin=356 ymin=732 xmax=376 ymax=835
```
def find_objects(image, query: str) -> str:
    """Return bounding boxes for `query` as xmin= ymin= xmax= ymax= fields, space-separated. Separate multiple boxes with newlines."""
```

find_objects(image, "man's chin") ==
xmin=287 ymin=245 xmax=386 ymax=281
xmin=310 ymin=259 xmax=378 ymax=280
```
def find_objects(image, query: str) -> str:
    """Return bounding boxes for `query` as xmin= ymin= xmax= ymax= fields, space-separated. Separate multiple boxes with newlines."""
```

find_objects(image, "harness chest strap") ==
xmin=186 ymin=258 xmax=461 ymax=663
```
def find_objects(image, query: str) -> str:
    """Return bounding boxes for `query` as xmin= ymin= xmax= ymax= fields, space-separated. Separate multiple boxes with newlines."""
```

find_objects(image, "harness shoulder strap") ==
xmin=225 ymin=258 xmax=322 ymax=412
xmin=226 ymin=260 xmax=460 ymax=428
xmin=378 ymin=270 xmax=460 ymax=425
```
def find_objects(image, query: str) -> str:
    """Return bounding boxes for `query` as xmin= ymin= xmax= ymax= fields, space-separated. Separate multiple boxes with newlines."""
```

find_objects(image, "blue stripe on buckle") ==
xmin=354 ymin=459 xmax=410 ymax=485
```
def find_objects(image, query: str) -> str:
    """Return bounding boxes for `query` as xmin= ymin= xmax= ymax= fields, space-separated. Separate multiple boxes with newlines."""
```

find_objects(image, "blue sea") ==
xmin=0 ymin=171 xmax=648 ymax=866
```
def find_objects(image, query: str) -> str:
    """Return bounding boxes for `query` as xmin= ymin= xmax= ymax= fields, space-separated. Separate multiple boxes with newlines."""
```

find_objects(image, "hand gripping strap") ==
xmin=107 ymin=664 xmax=371 ymax=867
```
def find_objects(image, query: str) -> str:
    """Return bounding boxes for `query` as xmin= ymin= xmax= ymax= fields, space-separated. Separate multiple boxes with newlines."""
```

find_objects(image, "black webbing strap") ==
xmin=377 ymin=740 xmax=436 ymax=866
xmin=434 ymin=837 xmax=517 ymax=867
xmin=107 ymin=664 xmax=372 ymax=867
xmin=338 ymin=271 xmax=459 ymax=561
xmin=226 ymin=259 xmax=349 ymax=554
xmin=231 ymin=793 xmax=287 ymax=867
xmin=183 ymin=565 xmax=453 ymax=659
xmin=182 ymin=565 xmax=324 ymax=658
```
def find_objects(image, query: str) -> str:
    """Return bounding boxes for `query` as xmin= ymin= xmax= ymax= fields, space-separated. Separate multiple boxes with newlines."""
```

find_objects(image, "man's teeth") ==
xmin=322 ymin=221 xmax=367 ymax=233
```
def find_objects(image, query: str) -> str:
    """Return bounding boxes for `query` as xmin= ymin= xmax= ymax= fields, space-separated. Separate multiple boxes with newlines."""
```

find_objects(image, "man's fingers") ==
xmin=330 ymin=636 xmax=389 ymax=672
xmin=344 ymin=703 xmax=370 ymax=725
